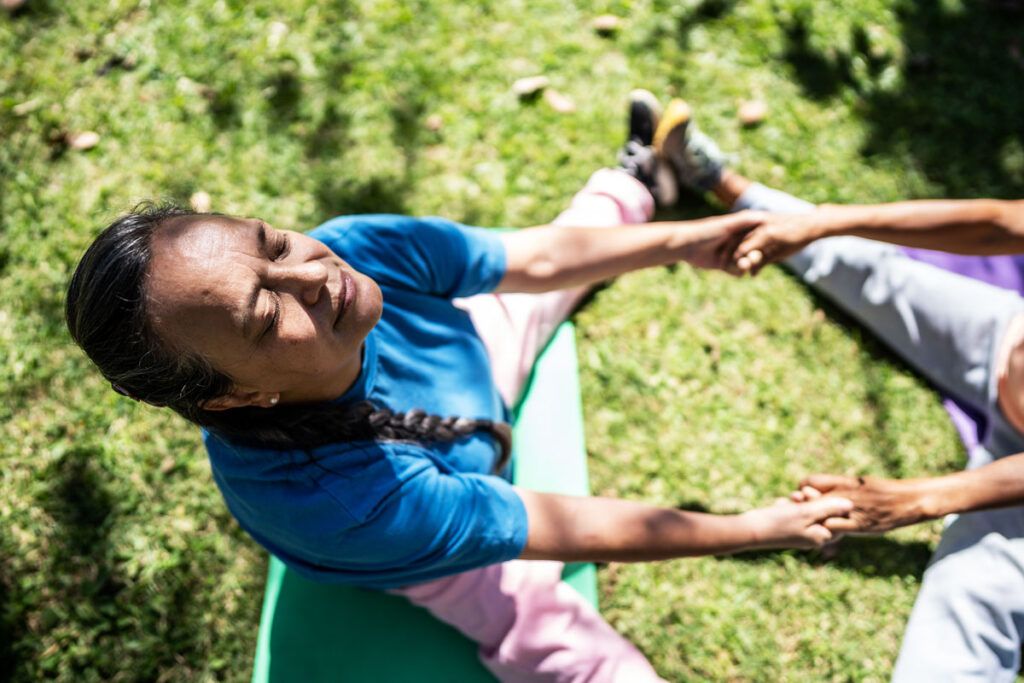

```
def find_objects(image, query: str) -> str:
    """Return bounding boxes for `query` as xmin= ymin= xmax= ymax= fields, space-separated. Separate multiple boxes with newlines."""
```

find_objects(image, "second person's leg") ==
xmin=456 ymin=167 xmax=654 ymax=408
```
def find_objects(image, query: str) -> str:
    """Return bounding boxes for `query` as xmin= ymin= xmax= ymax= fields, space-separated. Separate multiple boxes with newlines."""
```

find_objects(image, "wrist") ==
xmin=735 ymin=509 xmax=770 ymax=550
xmin=813 ymin=204 xmax=871 ymax=239
xmin=904 ymin=476 xmax=956 ymax=520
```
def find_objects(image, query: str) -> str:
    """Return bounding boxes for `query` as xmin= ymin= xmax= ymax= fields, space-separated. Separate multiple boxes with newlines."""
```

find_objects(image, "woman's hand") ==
xmin=731 ymin=210 xmax=833 ymax=274
xmin=739 ymin=496 xmax=854 ymax=550
xmin=677 ymin=210 xmax=767 ymax=272
xmin=790 ymin=474 xmax=930 ymax=534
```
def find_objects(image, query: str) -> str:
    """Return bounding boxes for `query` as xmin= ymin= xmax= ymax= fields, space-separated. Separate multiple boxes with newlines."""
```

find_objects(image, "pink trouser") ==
xmin=392 ymin=169 xmax=666 ymax=682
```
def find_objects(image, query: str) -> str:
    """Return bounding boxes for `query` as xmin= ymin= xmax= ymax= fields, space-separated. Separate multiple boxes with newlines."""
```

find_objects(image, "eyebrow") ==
xmin=240 ymin=222 xmax=270 ymax=341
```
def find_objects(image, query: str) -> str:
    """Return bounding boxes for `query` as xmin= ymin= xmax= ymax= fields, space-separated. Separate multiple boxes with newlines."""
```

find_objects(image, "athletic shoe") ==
xmin=653 ymin=99 xmax=726 ymax=193
xmin=617 ymin=89 xmax=678 ymax=207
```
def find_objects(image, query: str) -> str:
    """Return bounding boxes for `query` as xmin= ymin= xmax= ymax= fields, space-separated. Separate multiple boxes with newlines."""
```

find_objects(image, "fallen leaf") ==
xmin=190 ymin=191 xmax=212 ymax=213
xmin=737 ymin=99 xmax=768 ymax=126
xmin=67 ymin=131 xmax=100 ymax=150
xmin=268 ymin=21 xmax=289 ymax=49
xmin=543 ymin=89 xmax=576 ymax=113
xmin=592 ymin=14 xmax=622 ymax=35
xmin=512 ymin=75 xmax=549 ymax=98
xmin=425 ymin=114 xmax=443 ymax=131
xmin=12 ymin=99 xmax=41 ymax=116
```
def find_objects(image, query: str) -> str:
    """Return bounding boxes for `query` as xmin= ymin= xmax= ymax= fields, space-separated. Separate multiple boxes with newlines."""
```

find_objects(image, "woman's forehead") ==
xmin=153 ymin=214 xmax=256 ymax=260
xmin=147 ymin=216 xmax=261 ymax=310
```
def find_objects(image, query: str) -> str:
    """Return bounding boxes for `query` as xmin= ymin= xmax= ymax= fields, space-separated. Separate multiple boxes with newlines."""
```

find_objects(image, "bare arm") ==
xmin=733 ymin=199 xmax=1024 ymax=273
xmin=495 ymin=213 xmax=762 ymax=293
xmin=795 ymin=452 xmax=1024 ymax=534
xmin=515 ymin=488 xmax=853 ymax=562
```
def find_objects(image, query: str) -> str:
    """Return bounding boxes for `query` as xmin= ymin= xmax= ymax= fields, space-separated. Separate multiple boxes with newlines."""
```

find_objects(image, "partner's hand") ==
xmin=791 ymin=474 xmax=928 ymax=534
xmin=678 ymin=210 xmax=767 ymax=273
xmin=740 ymin=495 xmax=853 ymax=549
xmin=732 ymin=211 xmax=831 ymax=275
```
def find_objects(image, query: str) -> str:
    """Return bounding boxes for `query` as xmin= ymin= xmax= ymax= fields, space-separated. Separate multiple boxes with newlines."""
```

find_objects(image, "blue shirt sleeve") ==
xmin=309 ymin=215 xmax=507 ymax=298
xmin=250 ymin=441 xmax=530 ymax=589
xmin=334 ymin=459 xmax=530 ymax=587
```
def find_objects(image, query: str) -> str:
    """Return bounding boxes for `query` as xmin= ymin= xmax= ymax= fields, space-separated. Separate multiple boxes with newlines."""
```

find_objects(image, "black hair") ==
xmin=65 ymin=203 xmax=511 ymax=468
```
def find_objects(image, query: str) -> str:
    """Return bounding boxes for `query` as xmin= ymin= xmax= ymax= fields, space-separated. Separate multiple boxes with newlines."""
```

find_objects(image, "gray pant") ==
xmin=736 ymin=183 xmax=1024 ymax=682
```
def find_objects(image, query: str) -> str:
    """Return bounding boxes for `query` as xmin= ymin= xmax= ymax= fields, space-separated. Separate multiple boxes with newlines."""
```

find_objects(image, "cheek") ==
xmin=275 ymin=312 xmax=320 ymax=348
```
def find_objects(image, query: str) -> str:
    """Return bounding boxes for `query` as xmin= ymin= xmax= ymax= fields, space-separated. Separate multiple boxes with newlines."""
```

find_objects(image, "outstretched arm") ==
xmin=496 ymin=213 xmax=761 ymax=293
xmin=794 ymin=451 xmax=1024 ymax=534
xmin=515 ymin=488 xmax=852 ymax=562
xmin=733 ymin=199 xmax=1024 ymax=274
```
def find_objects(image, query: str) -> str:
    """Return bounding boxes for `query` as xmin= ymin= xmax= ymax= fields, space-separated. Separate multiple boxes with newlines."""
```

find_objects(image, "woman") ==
xmin=65 ymin=92 xmax=850 ymax=681
xmin=653 ymin=96 xmax=1024 ymax=681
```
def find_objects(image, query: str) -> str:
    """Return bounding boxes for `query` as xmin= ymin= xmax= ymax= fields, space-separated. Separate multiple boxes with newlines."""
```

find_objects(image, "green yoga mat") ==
xmin=251 ymin=322 xmax=596 ymax=683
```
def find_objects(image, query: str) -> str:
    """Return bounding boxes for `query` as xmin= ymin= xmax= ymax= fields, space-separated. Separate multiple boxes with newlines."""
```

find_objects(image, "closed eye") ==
xmin=259 ymin=292 xmax=282 ymax=341
xmin=272 ymin=233 xmax=291 ymax=260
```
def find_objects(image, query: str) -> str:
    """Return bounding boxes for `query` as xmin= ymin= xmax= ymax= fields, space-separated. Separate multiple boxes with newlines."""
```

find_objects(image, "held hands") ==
xmin=731 ymin=211 xmax=825 ymax=275
xmin=790 ymin=475 xmax=928 ymax=534
xmin=678 ymin=209 xmax=827 ymax=275
xmin=740 ymin=495 xmax=854 ymax=550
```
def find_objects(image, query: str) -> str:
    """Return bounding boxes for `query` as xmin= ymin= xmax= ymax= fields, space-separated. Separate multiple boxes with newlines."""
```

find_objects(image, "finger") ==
xmin=716 ymin=234 xmax=749 ymax=271
xmin=805 ymin=524 xmax=834 ymax=547
xmin=800 ymin=485 xmax=821 ymax=501
xmin=733 ymin=232 xmax=765 ymax=260
xmin=799 ymin=473 xmax=855 ymax=492
xmin=725 ymin=210 xmax=767 ymax=233
xmin=746 ymin=249 xmax=764 ymax=266
xmin=804 ymin=496 xmax=854 ymax=519
xmin=737 ymin=256 xmax=752 ymax=273
xmin=790 ymin=491 xmax=806 ymax=502
xmin=823 ymin=517 xmax=861 ymax=533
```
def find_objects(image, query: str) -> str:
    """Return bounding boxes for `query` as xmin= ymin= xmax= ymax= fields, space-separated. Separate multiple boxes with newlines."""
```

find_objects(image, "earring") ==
xmin=269 ymin=395 xmax=279 ymax=406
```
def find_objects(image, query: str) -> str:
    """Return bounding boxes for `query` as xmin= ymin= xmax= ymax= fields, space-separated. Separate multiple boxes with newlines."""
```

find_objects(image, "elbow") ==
xmin=523 ymin=256 xmax=561 ymax=289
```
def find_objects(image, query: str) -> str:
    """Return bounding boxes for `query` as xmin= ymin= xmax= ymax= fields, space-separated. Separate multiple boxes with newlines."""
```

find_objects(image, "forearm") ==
xmin=916 ymin=452 xmax=1024 ymax=519
xmin=497 ymin=217 xmax=732 ymax=293
xmin=812 ymin=199 xmax=1024 ymax=255
xmin=516 ymin=488 xmax=760 ymax=562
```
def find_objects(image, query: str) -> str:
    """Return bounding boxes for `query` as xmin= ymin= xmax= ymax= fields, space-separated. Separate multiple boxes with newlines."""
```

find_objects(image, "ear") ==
xmin=201 ymin=389 xmax=279 ymax=411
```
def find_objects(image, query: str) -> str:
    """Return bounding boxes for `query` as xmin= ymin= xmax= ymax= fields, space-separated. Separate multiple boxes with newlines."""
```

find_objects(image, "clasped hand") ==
xmin=681 ymin=209 xmax=824 ymax=275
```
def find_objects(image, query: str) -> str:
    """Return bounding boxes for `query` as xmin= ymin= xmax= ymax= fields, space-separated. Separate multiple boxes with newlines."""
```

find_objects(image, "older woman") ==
xmin=65 ymin=92 xmax=848 ymax=682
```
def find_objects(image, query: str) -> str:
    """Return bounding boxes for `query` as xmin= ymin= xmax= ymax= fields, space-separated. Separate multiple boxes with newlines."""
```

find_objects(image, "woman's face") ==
xmin=146 ymin=214 xmax=383 ymax=407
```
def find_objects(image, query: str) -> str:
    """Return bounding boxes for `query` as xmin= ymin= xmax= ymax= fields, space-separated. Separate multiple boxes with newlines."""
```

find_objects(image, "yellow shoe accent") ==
xmin=652 ymin=98 xmax=692 ymax=152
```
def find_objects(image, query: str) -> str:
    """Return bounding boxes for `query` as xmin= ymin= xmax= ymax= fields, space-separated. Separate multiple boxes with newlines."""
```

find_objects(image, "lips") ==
xmin=334 ymin=271 xmax=356 ymax=328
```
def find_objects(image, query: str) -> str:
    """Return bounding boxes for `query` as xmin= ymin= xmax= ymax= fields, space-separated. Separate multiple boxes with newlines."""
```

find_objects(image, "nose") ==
xmin=270 ymin=260 xmax=329 ymax=307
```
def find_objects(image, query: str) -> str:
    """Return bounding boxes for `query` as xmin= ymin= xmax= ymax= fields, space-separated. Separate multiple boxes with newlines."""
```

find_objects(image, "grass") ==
xmin=2 ymin=0 xmax=1022 ymax=680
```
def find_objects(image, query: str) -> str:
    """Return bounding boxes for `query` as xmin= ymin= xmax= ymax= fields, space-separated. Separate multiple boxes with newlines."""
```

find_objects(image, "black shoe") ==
xmin=617 ymin=89 xmax=678 ymax=206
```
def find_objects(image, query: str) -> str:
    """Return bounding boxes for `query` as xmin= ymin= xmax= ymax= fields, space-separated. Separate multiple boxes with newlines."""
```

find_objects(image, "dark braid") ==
xmin=66 ymin=203 xmax=513 ymax=470
xmin=368 ymin=407 xmax=513 ymax=472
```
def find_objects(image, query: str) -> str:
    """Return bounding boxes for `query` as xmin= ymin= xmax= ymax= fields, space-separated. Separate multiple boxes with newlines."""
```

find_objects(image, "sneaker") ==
xmin=617 ymin=89 xmax=678 ymax=207
xmin=653 ymin=99 xmax=726 ymax=193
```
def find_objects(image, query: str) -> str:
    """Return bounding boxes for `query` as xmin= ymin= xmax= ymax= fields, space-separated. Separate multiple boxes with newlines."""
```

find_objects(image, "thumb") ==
xmin=723 ymin=210 xmax=766 ymax=234
xmin=799 ymin=473 xmax=855 ymax=493
xmin=803 ymin=496 xmax=854 ymax=520
xmin=734 ymin=230 xmax=767 ymax=260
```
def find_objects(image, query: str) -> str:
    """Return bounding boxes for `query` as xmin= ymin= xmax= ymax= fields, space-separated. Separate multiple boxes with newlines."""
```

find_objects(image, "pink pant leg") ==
xmin=395 ymin=561 xmax=665 ymax=683
xmin=396 ymin=170 xmax=663 ymax=682
xmin=457 ymin=168 xmax=655 ymax=406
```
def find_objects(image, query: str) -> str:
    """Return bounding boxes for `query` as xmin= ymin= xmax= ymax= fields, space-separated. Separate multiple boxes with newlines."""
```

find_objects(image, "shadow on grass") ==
xmin=727 ymin=535 xmax=933 ymax=580
xmin=779 ymin=272 xmax=967 ymax=478
xmin=780 ymin=0 xmax=1024 ymax=198
xmin=0 ymin=547 xmax=26 ymax=682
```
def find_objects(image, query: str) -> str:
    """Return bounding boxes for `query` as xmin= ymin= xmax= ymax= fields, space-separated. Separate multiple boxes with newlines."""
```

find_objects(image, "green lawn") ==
xmin=2 ymin=0 xmax=1022 ymax=680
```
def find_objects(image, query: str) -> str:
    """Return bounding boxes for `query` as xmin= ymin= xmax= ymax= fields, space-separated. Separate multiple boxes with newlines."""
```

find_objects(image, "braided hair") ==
xmin=65 ymin=203 xmax=512 ymax=470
